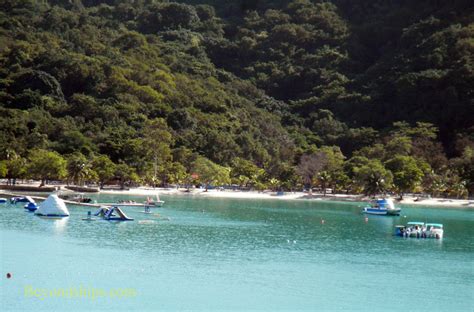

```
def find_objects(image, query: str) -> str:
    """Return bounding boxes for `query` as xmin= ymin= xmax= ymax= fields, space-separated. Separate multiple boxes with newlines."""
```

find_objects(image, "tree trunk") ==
xmin=160 ymin=174 xmax=167 ymax=188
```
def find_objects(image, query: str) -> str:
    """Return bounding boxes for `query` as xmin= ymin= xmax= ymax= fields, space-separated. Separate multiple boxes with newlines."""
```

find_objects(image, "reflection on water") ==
xmin=52 ymin=217 xmax=68 ymax=235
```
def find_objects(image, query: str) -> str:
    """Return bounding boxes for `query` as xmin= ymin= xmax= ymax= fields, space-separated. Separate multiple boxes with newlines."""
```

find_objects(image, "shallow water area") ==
xmin=1 ymin=195 xmax=473 ymax=311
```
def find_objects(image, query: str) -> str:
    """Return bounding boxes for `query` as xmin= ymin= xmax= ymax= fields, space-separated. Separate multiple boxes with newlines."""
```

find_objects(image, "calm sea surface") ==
xmin=1 ymin=194 xmax=473 ymax=311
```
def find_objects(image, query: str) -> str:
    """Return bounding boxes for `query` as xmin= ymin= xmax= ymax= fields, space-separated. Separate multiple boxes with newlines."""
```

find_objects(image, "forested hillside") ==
xmin=0 ymin=0 xmax=473 ymax=196
xmin=184 ymin=0 xmax=473 ymax=151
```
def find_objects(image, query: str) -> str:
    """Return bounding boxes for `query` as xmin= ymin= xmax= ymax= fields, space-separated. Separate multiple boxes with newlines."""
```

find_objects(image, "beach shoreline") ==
xmin=98 ymin=187 xmax=474 ymax=208
xmin=1 ymin=182 xmax=473 ymax=208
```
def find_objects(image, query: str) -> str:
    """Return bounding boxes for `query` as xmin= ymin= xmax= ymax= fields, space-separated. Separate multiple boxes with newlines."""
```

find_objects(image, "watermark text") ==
xmin=24 ymin=285 xmax=137 ymax=300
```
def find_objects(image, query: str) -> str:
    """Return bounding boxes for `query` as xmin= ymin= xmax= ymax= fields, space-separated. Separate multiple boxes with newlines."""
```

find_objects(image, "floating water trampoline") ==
xmin=35 ymin=194 xmax=69 ymax=217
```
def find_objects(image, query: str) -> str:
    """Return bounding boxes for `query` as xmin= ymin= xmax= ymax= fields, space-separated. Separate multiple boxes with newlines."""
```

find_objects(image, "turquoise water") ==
xmin=1 ymin=195 xmax=473 ymax=311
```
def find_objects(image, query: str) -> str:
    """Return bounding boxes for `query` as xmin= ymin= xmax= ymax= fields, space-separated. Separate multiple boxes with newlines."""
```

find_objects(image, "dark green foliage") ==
xmin=9 ymin=70 xmax=64 ymax=100
xmin=0 ymin=0 xmax=293 ymax=184
xmin=188 ymin=0 xmax=473 ymax=154
xmin=0 ymin=0 xmax=472 ymax=195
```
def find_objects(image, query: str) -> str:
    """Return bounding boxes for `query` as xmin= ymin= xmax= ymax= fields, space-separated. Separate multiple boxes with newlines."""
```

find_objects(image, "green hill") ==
xmin=0 ymin=0 xmax=472 ymax=195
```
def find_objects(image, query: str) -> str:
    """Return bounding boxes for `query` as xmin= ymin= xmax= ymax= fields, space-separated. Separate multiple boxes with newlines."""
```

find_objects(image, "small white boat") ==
xmin=404 ymin=221 xmax=425 ymax=237
xmin=363 ymin=198 xmax=401 ymax=215
xmin=424 ymin=223 xmax=444 ymax=239
xmin=394 ymin=222 xmax=444 ymax=239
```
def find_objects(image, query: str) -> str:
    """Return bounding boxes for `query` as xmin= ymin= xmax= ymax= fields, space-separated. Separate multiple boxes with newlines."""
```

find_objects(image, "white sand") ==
xmin=2 ymin=181 xmax=472 ymax=208
xmin=100 ymin=187 xmax=474 ymax=208
xmin=397 ymin=197 xmax=474 ymax=207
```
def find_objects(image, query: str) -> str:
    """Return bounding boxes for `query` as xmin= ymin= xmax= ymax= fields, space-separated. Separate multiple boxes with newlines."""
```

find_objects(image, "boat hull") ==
xmin=425 ymin=230 xmax=444 ymax=239
xmin=363 ymin=208 xmax=388 ymax=215
xmin=394 ymin=229 xmax=443 ymax=239
xmin=386 ymin=208 xmax=401 ymax=216
xmin=363 ymin=207 xmax=401 ymax=216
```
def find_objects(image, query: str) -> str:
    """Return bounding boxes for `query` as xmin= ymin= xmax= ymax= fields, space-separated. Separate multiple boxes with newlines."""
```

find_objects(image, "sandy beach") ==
xmin=99 ymin=187 xmax=474 ymax=208
xmin=1 ymin=181 xmax=473 ymax=208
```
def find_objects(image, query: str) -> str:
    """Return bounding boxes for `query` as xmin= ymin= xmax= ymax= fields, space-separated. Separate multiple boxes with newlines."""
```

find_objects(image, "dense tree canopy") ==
xmin=0 ymin=0 xmax=472 ymax=196
xmin=27 ymin=149 xmax=67 ymax=186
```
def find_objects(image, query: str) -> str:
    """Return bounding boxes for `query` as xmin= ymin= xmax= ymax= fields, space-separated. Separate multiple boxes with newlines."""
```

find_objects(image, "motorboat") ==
xmin=363 ymin=198 xmax=401 ymax=215
xmin=395 ymin=222 xmax=424 ymax=237
xmin=0 ymin=198 xmax=7 ymax=203
xmin=394 ymin=225 xmax=407 ymax=237
xmin=394 ymin=222 xmax=443 ymax=239
xmin=424 ymin=223 xmax=444 ymax=239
